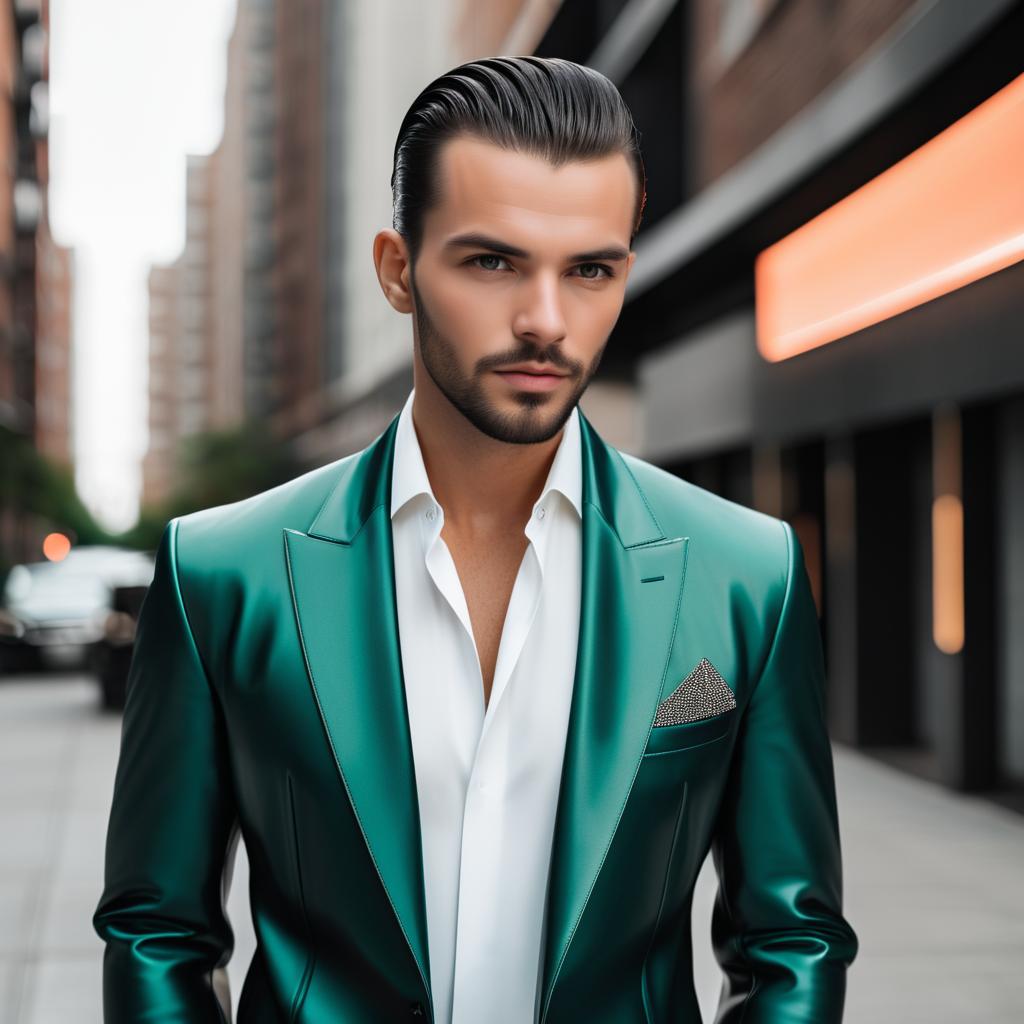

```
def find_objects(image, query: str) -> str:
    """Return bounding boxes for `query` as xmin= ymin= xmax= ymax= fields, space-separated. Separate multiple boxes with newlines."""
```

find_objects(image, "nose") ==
xmin=511 ymin=271 xmax=567 ymax=345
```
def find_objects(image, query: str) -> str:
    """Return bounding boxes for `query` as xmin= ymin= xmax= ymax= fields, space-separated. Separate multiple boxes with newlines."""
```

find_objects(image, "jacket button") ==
xmin=410 ymin=1002 xmax=425 ymax=1017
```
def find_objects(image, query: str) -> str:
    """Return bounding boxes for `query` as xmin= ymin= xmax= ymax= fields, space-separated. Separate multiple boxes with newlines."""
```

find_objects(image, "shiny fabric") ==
xmin=389 ymin=389 xmax=582 ymax=1023
xmin=93 ymin=405 xmax=858 ymax=1022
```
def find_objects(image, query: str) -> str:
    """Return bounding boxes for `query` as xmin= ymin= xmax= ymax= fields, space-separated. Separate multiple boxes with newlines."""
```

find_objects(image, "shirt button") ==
xmin=425 ymin=506 xmax=436 ymax=521
xmin=535 ymin=506 xmax=546 ymax=519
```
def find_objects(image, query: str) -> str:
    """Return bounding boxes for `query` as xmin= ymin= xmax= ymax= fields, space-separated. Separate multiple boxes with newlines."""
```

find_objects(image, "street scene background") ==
xmin=2 ymin=1 xmax=1023 ymax=1021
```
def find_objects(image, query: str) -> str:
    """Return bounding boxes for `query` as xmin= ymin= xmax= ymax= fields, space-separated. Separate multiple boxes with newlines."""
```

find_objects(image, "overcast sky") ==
xmin=49 ymin=0 xmax=238 ymax=532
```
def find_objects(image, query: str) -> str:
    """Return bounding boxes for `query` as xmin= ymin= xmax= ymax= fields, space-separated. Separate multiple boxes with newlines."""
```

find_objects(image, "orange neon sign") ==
xmin=755 ymin=72 xmax=1024 ymax=362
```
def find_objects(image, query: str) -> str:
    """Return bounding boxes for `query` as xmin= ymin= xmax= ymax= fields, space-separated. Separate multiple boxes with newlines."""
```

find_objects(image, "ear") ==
xmin=373 ymin=229 xmax=414 ymax=314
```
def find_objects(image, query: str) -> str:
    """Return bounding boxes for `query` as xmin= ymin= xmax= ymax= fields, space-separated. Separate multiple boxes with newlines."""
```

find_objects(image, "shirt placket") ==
xmin=449 ymin=505 xmax=550 ymax=1023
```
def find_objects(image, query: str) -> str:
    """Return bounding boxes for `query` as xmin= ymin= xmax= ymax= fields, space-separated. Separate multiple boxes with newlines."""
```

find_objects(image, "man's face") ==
xmin=391 ymin=134 xmax=637 ymax=445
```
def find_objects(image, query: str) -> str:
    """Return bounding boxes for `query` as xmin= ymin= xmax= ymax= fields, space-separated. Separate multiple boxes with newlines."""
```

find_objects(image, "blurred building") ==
xmin=143 ymin=0 xmax=333 ymax=502
xmin=177 ymin=154 xmax=216 ymax=440
xmin=33 ymin=0 xmax=73 ymax=469
xmin=141 ymin=264 xmax=181 ymax=509
xmin=0 ymin=0 xmax=75 ymax=561
xmin=231 ymin=0 xmax=277 ymax=424
xmin=0 ymin=1 xmax=29 ymax=439
xmin=33 ymin=228 xmax=72 ymax=466
xmin=142 ymin=0 xmax=274 ymax=504
xmin=269 ymin=0 xmax=327 ymax=436
xmin=0 ymin=0 xmax=70 ymax=443
xmin=142 ymin=155 xmax=215 ymax=508
xmin=527 ymin=0 xmax=1023 ymax=805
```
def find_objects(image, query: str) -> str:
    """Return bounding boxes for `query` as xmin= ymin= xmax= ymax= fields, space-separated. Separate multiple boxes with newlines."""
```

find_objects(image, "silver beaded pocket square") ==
xmin=653 ymin=657 xmax=737 ymax=727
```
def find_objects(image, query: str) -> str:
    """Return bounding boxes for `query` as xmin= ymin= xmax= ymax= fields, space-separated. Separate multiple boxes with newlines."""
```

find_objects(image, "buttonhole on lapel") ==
xmin=640 ymin=575 xmax=665 ymax=583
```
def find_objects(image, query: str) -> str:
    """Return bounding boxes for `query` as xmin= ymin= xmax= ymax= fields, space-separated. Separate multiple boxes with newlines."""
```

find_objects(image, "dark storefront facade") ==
xmin=536 ymin=0 xmax=1024 ymax=804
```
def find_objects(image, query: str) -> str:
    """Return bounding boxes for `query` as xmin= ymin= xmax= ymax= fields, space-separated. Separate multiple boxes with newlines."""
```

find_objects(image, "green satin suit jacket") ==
xmin=93 ymin=404 xmax=858 ymax=1022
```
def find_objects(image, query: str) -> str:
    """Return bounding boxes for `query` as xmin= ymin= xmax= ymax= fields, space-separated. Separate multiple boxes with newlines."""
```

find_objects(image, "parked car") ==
xmin=0 ymin=546 xmax=155 ymax=678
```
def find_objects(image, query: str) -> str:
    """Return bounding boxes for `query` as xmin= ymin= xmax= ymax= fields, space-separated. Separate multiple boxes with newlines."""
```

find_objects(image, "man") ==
xmin=94 ymin=56 xmax=858 ymax=1023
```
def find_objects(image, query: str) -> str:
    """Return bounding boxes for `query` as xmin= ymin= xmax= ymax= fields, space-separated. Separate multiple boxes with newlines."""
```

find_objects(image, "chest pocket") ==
xmin=642 ymin=706 xmax=737 ymax=757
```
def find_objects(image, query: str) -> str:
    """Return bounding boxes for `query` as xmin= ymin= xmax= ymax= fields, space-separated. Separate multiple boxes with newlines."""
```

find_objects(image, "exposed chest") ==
xmin=442 ymin=526 xmax=531 ymax=709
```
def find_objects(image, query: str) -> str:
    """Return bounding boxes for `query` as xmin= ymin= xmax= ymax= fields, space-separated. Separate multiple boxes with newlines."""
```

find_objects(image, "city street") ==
xmin=3 ymin=0 xmax=1021 ymax=1021
xmin=1 ymin=670 xmax=1022 ymax=1023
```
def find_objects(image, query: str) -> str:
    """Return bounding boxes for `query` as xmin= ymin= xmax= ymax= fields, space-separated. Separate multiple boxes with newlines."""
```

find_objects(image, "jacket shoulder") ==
xmin=618 ymin=449 xmax=794 ymax=586
xmin=168 ymin=454 xmax=357 ymax=573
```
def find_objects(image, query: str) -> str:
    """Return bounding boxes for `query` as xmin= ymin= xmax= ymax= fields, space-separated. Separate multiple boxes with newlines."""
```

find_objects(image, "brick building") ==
xmin=0 ymin=0 xmax=74 ymax=563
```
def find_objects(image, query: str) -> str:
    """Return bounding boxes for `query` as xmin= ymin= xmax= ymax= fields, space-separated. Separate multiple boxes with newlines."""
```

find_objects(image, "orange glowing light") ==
xmin=932 ymin=495 xmax=964 ymax=655
xmin=755 ymin=72 xmax=1024 ymax=362
xmin=42 ymin=532 xmax=72 ymax=561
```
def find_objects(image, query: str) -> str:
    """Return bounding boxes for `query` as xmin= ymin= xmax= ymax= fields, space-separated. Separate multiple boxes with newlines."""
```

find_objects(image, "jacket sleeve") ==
xmin=93 ymin=517 xmax=241 ymax=1023
xmin=709 ymin=520 xmax=858 ymax=1022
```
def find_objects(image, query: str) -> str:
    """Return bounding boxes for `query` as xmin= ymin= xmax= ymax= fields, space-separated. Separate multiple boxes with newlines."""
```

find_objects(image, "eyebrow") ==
xmin=443 ymin=231 xmax=630 ymax=264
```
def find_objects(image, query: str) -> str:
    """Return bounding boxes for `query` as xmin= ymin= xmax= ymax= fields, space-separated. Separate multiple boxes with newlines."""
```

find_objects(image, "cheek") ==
xmin=429 ymin=272 xmax=508 ymax=337
xmin=565 ymin=292 xmax=622 ymax=349
xmin=563 ymin=279 xmax=623 ymax=320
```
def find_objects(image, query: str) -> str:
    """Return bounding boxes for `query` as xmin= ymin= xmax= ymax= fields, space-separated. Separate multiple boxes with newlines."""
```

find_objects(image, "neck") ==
xmin=410 ymin=379 xmax=565 ymax=539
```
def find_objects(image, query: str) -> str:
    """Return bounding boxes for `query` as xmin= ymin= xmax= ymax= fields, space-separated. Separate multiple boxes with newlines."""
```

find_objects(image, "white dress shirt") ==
xmin=389 ymin=387 xmax=583 ymax=1024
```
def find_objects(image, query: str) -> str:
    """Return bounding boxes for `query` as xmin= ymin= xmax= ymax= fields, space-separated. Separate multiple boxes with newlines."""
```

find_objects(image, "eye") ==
xmin=574 ymin=263 xmax=615 ymax=280
xmin=466 ymin=254 xmax=512 ymax=273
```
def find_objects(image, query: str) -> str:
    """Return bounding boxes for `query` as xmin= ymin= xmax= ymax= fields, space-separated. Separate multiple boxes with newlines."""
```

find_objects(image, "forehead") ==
xmin=425 ymin=134 xmax=635 ymax=247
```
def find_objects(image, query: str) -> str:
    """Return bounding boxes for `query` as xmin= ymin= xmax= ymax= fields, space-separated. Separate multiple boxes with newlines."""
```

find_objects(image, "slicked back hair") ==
xmin=391 ymin=56 xmax=647 ymax=269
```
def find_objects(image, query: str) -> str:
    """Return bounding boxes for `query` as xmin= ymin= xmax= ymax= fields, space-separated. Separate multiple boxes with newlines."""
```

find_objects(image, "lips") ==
xmin=494 ymin=369 xmax=568 ymax=392
xmin=495 ymin=367 xmax=568 ymax=377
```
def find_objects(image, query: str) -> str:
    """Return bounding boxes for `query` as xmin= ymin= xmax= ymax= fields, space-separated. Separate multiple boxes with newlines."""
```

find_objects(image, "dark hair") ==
xmin=391 ymin=55 xmax=647 ymax=268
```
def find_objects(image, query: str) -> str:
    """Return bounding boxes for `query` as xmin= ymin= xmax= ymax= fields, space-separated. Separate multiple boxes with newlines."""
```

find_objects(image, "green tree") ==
xmin=119 ymin=420 xmax=302 ymax=551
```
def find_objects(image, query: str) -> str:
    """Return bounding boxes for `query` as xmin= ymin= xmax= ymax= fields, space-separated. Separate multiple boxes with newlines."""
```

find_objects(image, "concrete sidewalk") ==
xmin=1 ymin=673 xmax=1022 ymax=1023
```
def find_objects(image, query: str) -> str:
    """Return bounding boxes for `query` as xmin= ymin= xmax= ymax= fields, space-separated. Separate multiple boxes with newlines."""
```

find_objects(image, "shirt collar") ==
xmin=390 ymin=387 xmax=583 ymax=522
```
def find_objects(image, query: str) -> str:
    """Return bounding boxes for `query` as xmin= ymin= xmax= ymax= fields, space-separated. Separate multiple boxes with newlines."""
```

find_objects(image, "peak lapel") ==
xmin=538 ymin=410 xmax=690 ymax=1024
xmin=283 ymin=413 xmax=434 ymax=1010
